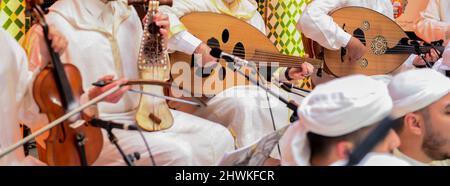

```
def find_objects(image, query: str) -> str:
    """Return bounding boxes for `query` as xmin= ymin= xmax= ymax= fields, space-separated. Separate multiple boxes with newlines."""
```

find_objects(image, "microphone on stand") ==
xmin=90 ymin=119 xmax=139 ymax=131
xmin=210 ymin=48 xmax=250 ymax=67
xmin=210 ymin=48 xmax=299 ymax=122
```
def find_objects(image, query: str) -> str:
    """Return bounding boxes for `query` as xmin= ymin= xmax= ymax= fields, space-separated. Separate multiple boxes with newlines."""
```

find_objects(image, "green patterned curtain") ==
xmin=0 ymin=0 xmax=27 ymax=44
xmin=257 ymin=0 xmax=314 ymax=89
xmin=258 ymin=0 xmax=311 ymax=56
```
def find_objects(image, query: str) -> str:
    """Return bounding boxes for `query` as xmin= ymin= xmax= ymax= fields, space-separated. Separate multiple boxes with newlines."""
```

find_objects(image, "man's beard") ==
xmin=422 ymin=113 xmax=450 ymax=160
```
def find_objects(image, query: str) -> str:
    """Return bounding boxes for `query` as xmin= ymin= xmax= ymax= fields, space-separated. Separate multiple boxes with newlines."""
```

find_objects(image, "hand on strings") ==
xmin=26 ymin=0 xmax=44 ymax=8
xmin=346 ymin=37 xmax=367 ymax=63
xmin=194 ymin=42 xmax=217 ymax=67
xmin=153 ymin=12 xmax=170 ymax=46
xmin=288 ymin=56 xmax=315 ymax=81
xmin=33 ymin=25 xmax=68 ymax=55
xmin=413 ymin=48 xmax=440 ymax=66
xmin=88 ymin=75 xmax=131 ymax=103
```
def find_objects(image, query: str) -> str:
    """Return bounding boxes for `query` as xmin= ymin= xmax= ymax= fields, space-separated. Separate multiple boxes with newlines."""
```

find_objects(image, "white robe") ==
xmin=331 ymin=153 xmax=411 ymax=166
xmin=415 ymin=0 xmax=450 ymax=43
xmin=26 ymin=0 xmax=234 ymax=166
xmin=298 ymin=0 xmax=416 ymax=83
xmin=0 ymin=28 xmax=44 ymax=166
xmin=161 ymin=0 xmax=301 ymax=159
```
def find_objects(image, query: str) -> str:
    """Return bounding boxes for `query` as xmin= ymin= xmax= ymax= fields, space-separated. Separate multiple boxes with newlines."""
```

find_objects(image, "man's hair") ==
xmin=307 ymin=125 xmax=376 ymax=158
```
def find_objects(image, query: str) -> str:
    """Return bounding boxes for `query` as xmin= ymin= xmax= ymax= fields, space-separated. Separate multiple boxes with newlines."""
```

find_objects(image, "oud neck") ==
xmin=250 ymin=50 xmax=323 ymax=68
xmin=386 ymin=45 xmax=445 ymax=55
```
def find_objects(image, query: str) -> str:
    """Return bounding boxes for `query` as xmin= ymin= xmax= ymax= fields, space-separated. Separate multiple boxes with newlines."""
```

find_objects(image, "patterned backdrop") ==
xmin=0 ymin=0 xmax=27 ymax=44
xmin=0 ymin=0 xmax=314 ymax=88
xmin=257 ymin=0 xmax=313 ymax=89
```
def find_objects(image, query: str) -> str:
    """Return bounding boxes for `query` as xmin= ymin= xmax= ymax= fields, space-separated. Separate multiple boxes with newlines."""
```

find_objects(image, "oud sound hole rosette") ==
xmin=371 ymin=35 xmax=388 ymax=56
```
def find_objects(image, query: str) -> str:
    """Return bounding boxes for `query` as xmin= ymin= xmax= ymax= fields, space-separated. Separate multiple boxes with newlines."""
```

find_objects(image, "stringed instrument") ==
xmin=306 ymin=6 xmax=445 ymax=77
xmin=169 ymin=12 xmax=323 ymax=97
xmin=31 ymin=5 xmax=103 ymax=166
xmin=135 ymin=0 xmax=174 ymax=131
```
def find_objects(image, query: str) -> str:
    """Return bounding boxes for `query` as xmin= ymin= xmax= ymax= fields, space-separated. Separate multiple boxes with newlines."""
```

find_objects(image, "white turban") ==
xmin=286 ymin=75 xmax=393 ymax=166
xmin=389 ymin=69 xmax=450 ymax=119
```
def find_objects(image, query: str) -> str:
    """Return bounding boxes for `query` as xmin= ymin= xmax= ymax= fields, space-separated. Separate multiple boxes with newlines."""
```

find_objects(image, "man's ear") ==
xmin=404 ymin=113 xmax=423 ymax=135
xmin=335 ymin=141 xmax=354 ymax=160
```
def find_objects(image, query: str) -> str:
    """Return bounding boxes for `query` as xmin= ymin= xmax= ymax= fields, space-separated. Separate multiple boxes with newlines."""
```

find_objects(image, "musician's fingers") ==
xmin=106 ymin=87 xmax=129 ymax=103
xmin=97 ymin=75 xmax=115 ymax=82
xmin=425 ymin=53 xmax=432 ymax=62
xmin=52 ymin=35 xmax=67 ymax=54
xmin=155 ymin=20 xmax=169 ymax=30
xmin=34 ymin=26 xmax=43 ymax=36
xmin=159 ymin=28 xmax=169 ymax=38
xmin=154 ymin=13 xmax=169 ymax=22
xmin=430 ymin=49 xmax=439 ymax=61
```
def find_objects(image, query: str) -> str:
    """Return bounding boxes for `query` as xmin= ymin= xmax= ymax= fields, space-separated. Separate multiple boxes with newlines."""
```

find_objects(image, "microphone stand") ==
xmin=90 ymin=119 xmax=140 ymax=166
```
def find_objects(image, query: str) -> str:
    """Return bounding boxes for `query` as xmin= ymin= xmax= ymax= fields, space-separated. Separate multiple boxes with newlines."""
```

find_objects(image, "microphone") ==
xmin=210 ymin=48 xmax=250 ymax=67
xmin=210 ymin=48 xmax=299 ymax=122
xmin=90 ymin=118 xmax=139 ymax=131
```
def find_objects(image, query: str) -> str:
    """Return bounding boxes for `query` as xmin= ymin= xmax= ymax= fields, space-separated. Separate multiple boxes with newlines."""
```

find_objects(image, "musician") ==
xmin=160 ymin=0 xmax=314 ymax=163
xmin=26 ymin=0 xmax=234 ymax=166
xmin=279 ymin=75 xmax=409 ymax=166
xmin=415 ymin=0 xmax=450 ymax=44
xmin=298 ymin=0 xmax=439 ymax=85
xmin=415 ymin=0 xmax=450 ymax=75
xmin=0 ymin=0 xmax=66 ymax=165
xmin=388 ymin=69 xmax=450 ymax=166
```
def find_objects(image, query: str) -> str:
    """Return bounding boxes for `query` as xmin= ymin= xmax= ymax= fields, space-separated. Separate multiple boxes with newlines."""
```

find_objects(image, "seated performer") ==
xmin=415 ymin=0 xmax=450 ymax=74
xmin=26 ymin=0 xmax=234 ymax=166
xmin=279 ymin=75 xmax=409 ymax=166
xmin=389 ymin=69 xmax=450 ymax=166
xmin=160 ymin=0 xmax=314 ymax=163
xmin=415 ymin=0 xmax=450 ymax=44
xmin=298 ymin=0 xmax=439 ymax=85
xmin=0 ymin=0 xmax=66 ymax=165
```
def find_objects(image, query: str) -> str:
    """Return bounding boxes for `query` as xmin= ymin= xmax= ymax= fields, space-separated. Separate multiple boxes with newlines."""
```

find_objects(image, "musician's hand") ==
xmin=154 ymin=12 xmax=170 ymax=45
xmin=346 ymin=37 xmax=367 ymax=63
xmin=288 ymin=62 xmax=314 ymax=81
xmin=413 ymin=48 xmax=439 ymax=66
xmin=446 ymin=26 xmax=450 ymax=42
xmin=32 ymin=25 xmax=68 ymax=55
xmin=88 ymin=75 xmax=131 ymax=104
xmin=194 ymin=43 xmax=217 ymax=67
xmin=26 ymin=0 xmax=43 ymax=7
xmin=48 ymin=26 xmax=68 ymax=54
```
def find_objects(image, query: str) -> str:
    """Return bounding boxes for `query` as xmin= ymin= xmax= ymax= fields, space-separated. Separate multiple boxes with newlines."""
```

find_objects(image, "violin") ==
xmin=31 ymin=5 xmax=103 ymax=166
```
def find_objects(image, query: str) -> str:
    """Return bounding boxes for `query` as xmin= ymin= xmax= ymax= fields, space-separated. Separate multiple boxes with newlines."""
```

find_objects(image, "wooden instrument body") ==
xmin=33 ymin=64 xmax=103 ymax=166
xmin=170 ymin=12 xmax=280 ymax=97
xmin=135 ymin=0 xmax=174 ymax=131
xmin=315 ymin=7 xmax=409 ymax=77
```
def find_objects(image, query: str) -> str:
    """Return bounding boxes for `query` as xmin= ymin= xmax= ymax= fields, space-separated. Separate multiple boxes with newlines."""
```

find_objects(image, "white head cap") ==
xmin=289 ymin=75 xmax=393 ymax=166
xmin=389 ymin=69 xmax=450 ymax=119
